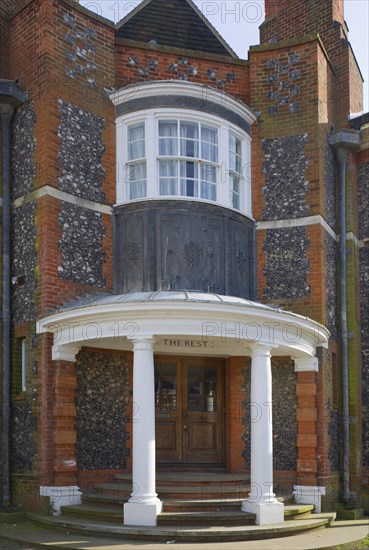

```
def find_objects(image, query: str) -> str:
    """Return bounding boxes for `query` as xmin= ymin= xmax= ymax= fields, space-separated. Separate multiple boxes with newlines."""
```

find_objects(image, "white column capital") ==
xmin=52 ymin=345 xmax=81 ymax=362
xmin=293 ymin=356 xmax=319 ymax=372
xmin=250 ymin=343 xmax=273 ymax=358
xmin=130 ymin=337 xmax=156 ymax=352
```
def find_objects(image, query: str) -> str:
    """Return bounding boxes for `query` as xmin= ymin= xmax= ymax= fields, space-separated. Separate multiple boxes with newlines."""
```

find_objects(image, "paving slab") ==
xmin=0 ymin=518 xmax=368 ymax=550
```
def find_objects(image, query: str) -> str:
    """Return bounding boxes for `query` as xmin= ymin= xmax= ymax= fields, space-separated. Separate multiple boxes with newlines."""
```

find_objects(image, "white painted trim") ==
xmin=293 ymin=485 xmax=326 ymax=514
xmin=110 ymin=80 xmax=257 ymax=125
xmin=37 ymin=297 xmax=329 ymax=363
xmin=346 ymin=231 xmax=361 ymax=248
xmin=257 ymin=216 xmax=366 ymax=248
xmin=293 ymin=356 xmax=319 ymax=372
xmin=40 ymin=486 xmax=82 ymax=515
xmin=257 ymin=215 xmax=337 ymax=241
xmin=12 ymin=186 xmax=112 ymax=215
xmin=21 ymin=338 xmax=27 ymax=392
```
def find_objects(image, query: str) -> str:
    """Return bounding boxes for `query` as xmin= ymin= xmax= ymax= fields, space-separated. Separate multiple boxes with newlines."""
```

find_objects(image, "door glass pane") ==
xmin=187 ymin=365 xmax=217 ymax=412
xmin=155 ymin=364 xmax=177 ymax=411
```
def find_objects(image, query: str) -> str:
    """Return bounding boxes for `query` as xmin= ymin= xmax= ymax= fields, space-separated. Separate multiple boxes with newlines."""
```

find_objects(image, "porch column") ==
xmin=241 ymin=344 xmax=284 ymax=525
xmin=124 ymin=338 xmax=162 ymax=526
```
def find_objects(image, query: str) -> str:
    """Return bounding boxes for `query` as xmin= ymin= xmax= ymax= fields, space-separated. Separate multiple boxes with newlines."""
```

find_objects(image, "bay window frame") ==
xmin=116 ymin=108 xmax=252 ymax=216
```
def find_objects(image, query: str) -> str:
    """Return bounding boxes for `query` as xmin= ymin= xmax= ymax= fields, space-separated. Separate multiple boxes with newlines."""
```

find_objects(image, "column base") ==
xmin=40 ymin=486 xmax=82 ymax=516
xmin=293 ymin=485 xmax=326 ymax=513
xmin=124 ymin=500 xmax=163 ymax=526
xmin=241 ymin=499 xmax=284 ymax=525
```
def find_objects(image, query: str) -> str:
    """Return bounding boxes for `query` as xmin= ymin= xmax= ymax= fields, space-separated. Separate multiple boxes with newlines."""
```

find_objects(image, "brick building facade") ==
xmin=0 ymin=0 xmax=368 ymax=528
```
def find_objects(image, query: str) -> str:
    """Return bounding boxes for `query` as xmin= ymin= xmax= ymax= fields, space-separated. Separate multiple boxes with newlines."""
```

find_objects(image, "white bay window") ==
xmin=117 ymin=109 xmax=252 ymax=216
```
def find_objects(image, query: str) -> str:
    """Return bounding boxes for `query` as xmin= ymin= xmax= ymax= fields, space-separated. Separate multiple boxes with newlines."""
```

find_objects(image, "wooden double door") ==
xmin=155 ymin=357 xmax=224 ymax=464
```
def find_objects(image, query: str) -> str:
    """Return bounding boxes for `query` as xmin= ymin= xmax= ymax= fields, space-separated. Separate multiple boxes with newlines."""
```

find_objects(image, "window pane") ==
xmin=129 ymin=124 xmax=144 ymax=142
xmin=200 ymin=181 xmax=216 ymax=201
xmin=202 ymin=142 xmax=217 ymax=162
xmin=160 ymin=179 xmax=177 ymax=195
xmin=232 ymin=192 xmax=240 ymax=210
xmin=159 ymin=121 xmax=177 ymax=137
xmin=128 ymin=123 xmax=145 ymax=160
xmin=155 ymin=363 xmax=177 ymax=411
xmin=129 ymin=141 xmax=145 ymax=160
xmin=159 ymin=121 xmax=178 ymax=156
xmin=180 ymin=161 xmax=197 ymax=197
xmin=128 ymin=161 xmax=146 ymax=199
xmin=230 ymin=173 xmax=241 ymax=209
xmin=229 ymin=134 xmax=242 ymax=173
xmin=180 ymin=178 xmax=198 ymax=197
xmin=180 ymin=122 xmax=198 ymax=139
xmin=201 ymin=164 xmax=217 ymax=183
xmin=230 ymin=174 xmax=240 ymax=194
xmin=159 ymin=138 xmax=177 ymax=156
xmin=159 ymin=160 xmax=177 ymax=177
xmin=201 ymin=125 xmax=217 ymax=144
xmin=180 ymin=122 xmax=198 ymax=157
xmin=128 ymin=161 xmax=146 ymax=182
xmin=130 ymin=180 xmax=147 ymax=199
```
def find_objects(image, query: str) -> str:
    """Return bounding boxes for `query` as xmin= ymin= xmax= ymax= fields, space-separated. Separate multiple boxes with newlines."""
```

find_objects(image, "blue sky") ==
xmin=80 ymin=0 xmax=368 ymax=112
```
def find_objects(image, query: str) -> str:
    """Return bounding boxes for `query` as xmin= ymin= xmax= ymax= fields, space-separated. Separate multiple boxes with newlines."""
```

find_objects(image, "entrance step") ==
xmin=27 ymin=511 xmax=337 ymax=543
xmin=83 ymin=473 xmax=251 ymax=503
xmin=157 ymin=509 xmax=256 ymax=526
xmin=46 ymin=473 xmax=328 ymax=542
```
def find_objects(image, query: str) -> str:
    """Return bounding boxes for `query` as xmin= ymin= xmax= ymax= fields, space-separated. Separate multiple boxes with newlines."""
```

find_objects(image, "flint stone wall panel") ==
xmin=329 ymin=407 xmax=340 ymax=471
xmin=11 ymin=102 xmax=36 ymax=200
xmin=11 ymin=202 xmax=37 ymax=322
xmin=242 ymin=360 xmax=297 ymax=470
xmin=263 ymin=227 xmax=310 ymax=299
xmin=325 ymin=233 xmax=338 ymax=338
xmin=10 ymin=401 xmax=37 ymax=471
xmin=358 ymin=162 xmax=369 ymax=240
xmin=75 ymin=351 xmax=130 ymax=470
xmin=262 ymin=134 xmax=309 ymax=220
xmin=325 ymin=143 xmax=337 ymax=230
xmin=58 ymin=203 xmax=106 ymax=286
xmin=57 ymin=99 xmax=105 ymax=202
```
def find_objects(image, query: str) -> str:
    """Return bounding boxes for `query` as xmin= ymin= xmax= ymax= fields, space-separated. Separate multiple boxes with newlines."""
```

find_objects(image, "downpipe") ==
xmin=329 ymin=129 xmax=360 ymax=505
xmin=336 ymin=146 xmax=350 ymax=503
xmin=0 ymin=80 xmax=28 ymax=508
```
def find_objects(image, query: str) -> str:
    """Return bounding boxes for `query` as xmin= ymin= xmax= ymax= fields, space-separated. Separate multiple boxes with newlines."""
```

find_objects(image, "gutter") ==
xmin=328 ymin=129 xmax=361 ymax=503
xmin=0 ymin=80 xmax=28 ymax=507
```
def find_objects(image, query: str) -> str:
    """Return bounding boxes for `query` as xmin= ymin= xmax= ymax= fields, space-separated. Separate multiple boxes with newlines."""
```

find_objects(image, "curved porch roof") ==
xmin=36 ymin=291 xmax=329 ymax=370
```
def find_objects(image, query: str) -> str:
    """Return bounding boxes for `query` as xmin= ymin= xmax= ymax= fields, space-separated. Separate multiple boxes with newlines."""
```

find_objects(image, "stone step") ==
xmin=61 ymin=504 xmax=123 ymax=523
xmin=158 ymin=509 xmax=256 ymax=526
xmin=61 ymin=501 xmax=316 ymax=526
xmin=114 ymin=472 xmax=250 ymax=487
xmin=89 ymin=482 xmax=250 ymax=500
xmin=163 ymin=498 xmax=244 ymax=512
xmin=27 ymin=511 xmax=336 ymax=543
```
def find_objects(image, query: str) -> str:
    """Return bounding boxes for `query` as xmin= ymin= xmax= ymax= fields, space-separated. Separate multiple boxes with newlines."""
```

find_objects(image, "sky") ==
xmin=80 ymin=0 xmax=369 ymax=112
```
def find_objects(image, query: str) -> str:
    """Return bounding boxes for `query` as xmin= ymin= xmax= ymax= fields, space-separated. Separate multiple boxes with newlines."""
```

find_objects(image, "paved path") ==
xmin=0 ymin=519 xmax=368 ymax=550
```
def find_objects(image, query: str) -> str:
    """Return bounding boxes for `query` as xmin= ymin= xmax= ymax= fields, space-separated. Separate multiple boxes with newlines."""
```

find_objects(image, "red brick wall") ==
xmin=225 ymin=357 xmax=246 ymax=472
xmin=116 ymin=42 xmax=250 ymax=104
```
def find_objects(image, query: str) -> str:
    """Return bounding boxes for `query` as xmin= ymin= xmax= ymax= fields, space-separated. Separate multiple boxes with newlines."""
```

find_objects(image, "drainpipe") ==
xmin=328 ymin=130 xmax=360 ymax=503
xmin=0 ymin=80 xmax=28 ymax=507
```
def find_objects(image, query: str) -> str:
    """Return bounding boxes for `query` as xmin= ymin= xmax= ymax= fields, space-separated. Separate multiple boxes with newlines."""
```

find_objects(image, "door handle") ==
xmin=183 ymin=424 xmax=187 ymax=430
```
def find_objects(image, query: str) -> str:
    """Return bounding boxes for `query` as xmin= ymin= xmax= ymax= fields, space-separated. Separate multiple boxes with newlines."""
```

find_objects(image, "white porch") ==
xmin=37 ymin=291 xmax=329 ymax=526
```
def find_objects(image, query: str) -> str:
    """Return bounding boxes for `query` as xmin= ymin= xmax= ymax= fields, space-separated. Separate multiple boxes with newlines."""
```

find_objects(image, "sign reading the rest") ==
xmin=162 ymin=339 xmax=209 ymax=348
